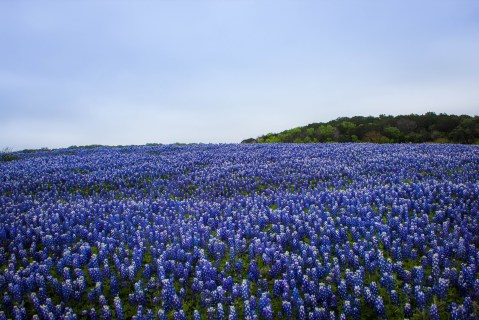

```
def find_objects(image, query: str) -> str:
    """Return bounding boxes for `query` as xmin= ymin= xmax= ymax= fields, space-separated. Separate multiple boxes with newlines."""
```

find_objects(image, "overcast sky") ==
xmin=1 ymin=1 xmax=478 ymax=150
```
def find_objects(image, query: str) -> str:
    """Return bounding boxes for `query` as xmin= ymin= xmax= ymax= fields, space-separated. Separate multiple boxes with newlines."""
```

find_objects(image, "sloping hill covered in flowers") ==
xmin=1 ymin=144 xmax=478 ymax=319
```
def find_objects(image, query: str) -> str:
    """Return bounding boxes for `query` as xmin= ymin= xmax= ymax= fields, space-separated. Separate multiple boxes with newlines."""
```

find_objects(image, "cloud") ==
xmin=1 ymin=1 xmax=478 ymax=149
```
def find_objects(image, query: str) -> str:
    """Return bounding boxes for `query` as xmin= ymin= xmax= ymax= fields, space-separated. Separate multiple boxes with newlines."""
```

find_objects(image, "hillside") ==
xmin=242 ymin=112 xmax=479 ymax=144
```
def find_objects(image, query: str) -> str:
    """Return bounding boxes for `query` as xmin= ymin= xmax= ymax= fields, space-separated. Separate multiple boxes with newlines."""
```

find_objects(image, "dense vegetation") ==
xmin=1 ymin=144 xmax=478 ymax=319
xmin=242 ymin=113 xmax=479 ymax=144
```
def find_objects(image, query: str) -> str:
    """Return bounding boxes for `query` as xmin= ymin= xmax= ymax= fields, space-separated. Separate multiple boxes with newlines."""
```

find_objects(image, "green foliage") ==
xmin=339 ymin=120 xmax=356 ymax=132
xmin=241 ymin=138 xmax=256 ymax=144
xmin=319 ymin=124 xmax=335 ymax=141
xmin=243 ymin=112 xmax=479 ymax=144
xmin=0 ymin=153 xmax=20 ymax=162
xmin=384 ymin=126 xmax=401 ymax=141
xmin=363 ymin=131 xmax=390 ymax=143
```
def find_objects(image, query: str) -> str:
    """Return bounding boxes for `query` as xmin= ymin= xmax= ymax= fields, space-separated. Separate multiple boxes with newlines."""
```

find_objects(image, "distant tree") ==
xmin=383 ymin=127 xmax=401 ymax=142
xmin=0 ymin=147 xmax=19 ymax=162
xmin=433 ymin=115 xmax=461 ymax=132
xmin=363 ymin=131 xmax=389 ymax=143
xmin=265 ymin=135 xmax=281 ymax=143
xmin=243 ymin=113 xmax=479 ymax=144
xmin=319 ymin=125 xmax=335 ymax=142
xmin=339 ymin=121 xmax=356 ymax=132
xmin=241 ymin=138 xmax=257 ymax=144
xmin=450 ymin=118 xmax=479 ymax=144
xmin=404 ymin=132 xmax=423 ymax=143
xmin=430 ymin=131 xmax=448 ymax=143
xmin=397 ymin=118 xmax=417 ymax=133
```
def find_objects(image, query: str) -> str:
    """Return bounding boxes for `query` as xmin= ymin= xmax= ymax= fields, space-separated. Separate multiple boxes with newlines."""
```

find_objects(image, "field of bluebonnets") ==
xmin=1 ymin=143 xmax=479 ymax=320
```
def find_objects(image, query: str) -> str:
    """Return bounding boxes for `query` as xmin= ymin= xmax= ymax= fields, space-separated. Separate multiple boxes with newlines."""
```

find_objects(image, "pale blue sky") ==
xmin=1 ymin=1 xmax=478 ymax=150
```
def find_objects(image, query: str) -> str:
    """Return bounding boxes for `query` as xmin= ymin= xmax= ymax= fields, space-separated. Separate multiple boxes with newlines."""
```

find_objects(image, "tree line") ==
xmin=242 ymin=112 xmax=479 ymax=144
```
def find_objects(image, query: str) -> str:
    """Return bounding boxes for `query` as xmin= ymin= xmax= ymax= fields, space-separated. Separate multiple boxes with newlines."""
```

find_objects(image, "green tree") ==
xmin=319 ymin=125 xmax=335 ymax=141
xmin=243 ymin=113 xmax=479 ymax=144
xmin=450 ymin=118 xmax=479 ymax=144
xmin=383 ymin=126 xmax=401 ymax=142
xmin=339 ymin=121 xmax=356 ymax=131
xmin=363 ymin=131 xmax=390 ymax=143
xmin=397 ymin=118 xmax=417 ymax=133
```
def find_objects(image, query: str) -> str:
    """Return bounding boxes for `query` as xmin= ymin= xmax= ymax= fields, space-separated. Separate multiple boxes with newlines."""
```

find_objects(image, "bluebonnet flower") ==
xmin=89 ymin=308 xmax=98 ymax=320
xmin=101 ymin=306 xmax=112 ymax=320
xmin=281 ymin=301 xmax=293 ymax=318
xmin=193 ymin=310 xmax=201 ymax=320
xmin=1 ymin=143 xmax=479 ymax=318
xmin=216 ymin=303 xmax=225 ymax=320
xmin=207 ymin=306 xmax=215 ymax=320
xmin=113 ymin=296 xmax=124 ymax=320
xmin=157 ymin=309 xmax=167 ymax=320
xmin=462 ymin=296 xmax=473 ymax=316
xmin=374 ymin=296 xmax=386 ymax=319
xmin=430 ymin=303 xmax=440 ymax=320
xmin=173 ymin=310 xmax=187 ymax=320
xmin=13 ymin=305 xmax=27 ymax=320
xmin=298 ymin=305 xmax=306 ymax=320
xmin=387 ymin=287 xmax=398 ymax=305
xmin=436 ymin=278 xmax=449 ymax=301
xmin=227 ymin=306 xmax=237 ymax=320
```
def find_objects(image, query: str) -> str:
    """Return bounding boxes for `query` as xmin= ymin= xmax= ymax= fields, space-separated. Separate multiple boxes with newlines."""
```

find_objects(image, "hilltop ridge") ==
xmin=242 ymin=112 xmax=479 ymax=144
